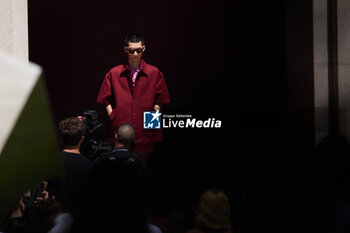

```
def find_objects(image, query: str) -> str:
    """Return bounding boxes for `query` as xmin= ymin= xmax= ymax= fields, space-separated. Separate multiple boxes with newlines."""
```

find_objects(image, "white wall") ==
xmin=314 ymin=0 xmax=329 ymax=144
xmin=314 ymin=0 xmax=350 ymax=142
xmin=0 ymin=0 xmax=28 ymax=61
xmin=338 ymin=0 xmax=350 ymax=138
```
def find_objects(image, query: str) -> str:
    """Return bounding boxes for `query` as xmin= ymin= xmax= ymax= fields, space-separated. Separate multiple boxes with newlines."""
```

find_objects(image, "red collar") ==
xmin=121 ymin=59 xmax=149 ymax=77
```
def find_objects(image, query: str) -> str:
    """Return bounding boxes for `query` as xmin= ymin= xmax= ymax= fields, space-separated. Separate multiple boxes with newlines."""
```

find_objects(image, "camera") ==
xmin=78 ymin=110 xmax=102 ymax=134
xmin=78 ymin=110 xmax=113 ymax=160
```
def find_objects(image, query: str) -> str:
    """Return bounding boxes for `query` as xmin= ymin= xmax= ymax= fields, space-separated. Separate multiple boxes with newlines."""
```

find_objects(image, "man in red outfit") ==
xmin=96 ymin=33 xmax=170 ymax=160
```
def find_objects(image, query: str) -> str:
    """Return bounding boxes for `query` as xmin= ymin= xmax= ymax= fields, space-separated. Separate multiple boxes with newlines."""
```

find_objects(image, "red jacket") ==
xmin=96 ymin=59 xmax=171 ymax=143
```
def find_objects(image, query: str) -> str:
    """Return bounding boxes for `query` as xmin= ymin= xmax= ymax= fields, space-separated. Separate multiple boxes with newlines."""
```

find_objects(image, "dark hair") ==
xmin=196 ymin=189 xmax=232 ymax=231
xmin=58 ymin=117 xmax=86 ymax=147
xmin=115 ymin=123 xmax=136 ymax=147
xmin=124 ymin=33 xmax=145 ymax=46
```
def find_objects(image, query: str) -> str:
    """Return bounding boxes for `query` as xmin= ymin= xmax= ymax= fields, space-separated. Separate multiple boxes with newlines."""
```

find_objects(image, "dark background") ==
xmin=27 ymin=1 xmax=341 ymax=233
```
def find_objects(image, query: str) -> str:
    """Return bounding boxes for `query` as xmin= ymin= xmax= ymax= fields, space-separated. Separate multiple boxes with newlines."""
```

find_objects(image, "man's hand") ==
xmin=106 ymin=104 xmax=113 ymax=116
xmin=41 ymin=191 xmax=49 ymax=200
xmin=154 ymin=104 xmax=160 ymax=111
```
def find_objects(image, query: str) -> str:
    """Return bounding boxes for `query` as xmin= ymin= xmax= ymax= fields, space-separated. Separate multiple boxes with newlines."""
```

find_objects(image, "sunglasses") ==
xmin=125 ymin=47 xmax=144 ymax=54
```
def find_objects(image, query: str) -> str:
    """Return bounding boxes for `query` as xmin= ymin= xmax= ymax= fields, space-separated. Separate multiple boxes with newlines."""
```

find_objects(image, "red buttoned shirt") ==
xmin=96 ymin=59 xmax=171 ymax=143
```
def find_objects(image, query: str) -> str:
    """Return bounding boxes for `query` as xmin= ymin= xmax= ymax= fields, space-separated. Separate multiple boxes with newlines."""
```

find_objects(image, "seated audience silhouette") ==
xmin=48 ymin=117 xmax=92 ymax=227
xmin=79 ymin=123 xmax=155 ymax=233
xmin=187 ymin=190 xmax=233 ymax=233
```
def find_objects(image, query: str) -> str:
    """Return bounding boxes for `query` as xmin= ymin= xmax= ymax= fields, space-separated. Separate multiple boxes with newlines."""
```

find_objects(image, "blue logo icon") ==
xmin=143 ymin=110 xmax=162 ymax=129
